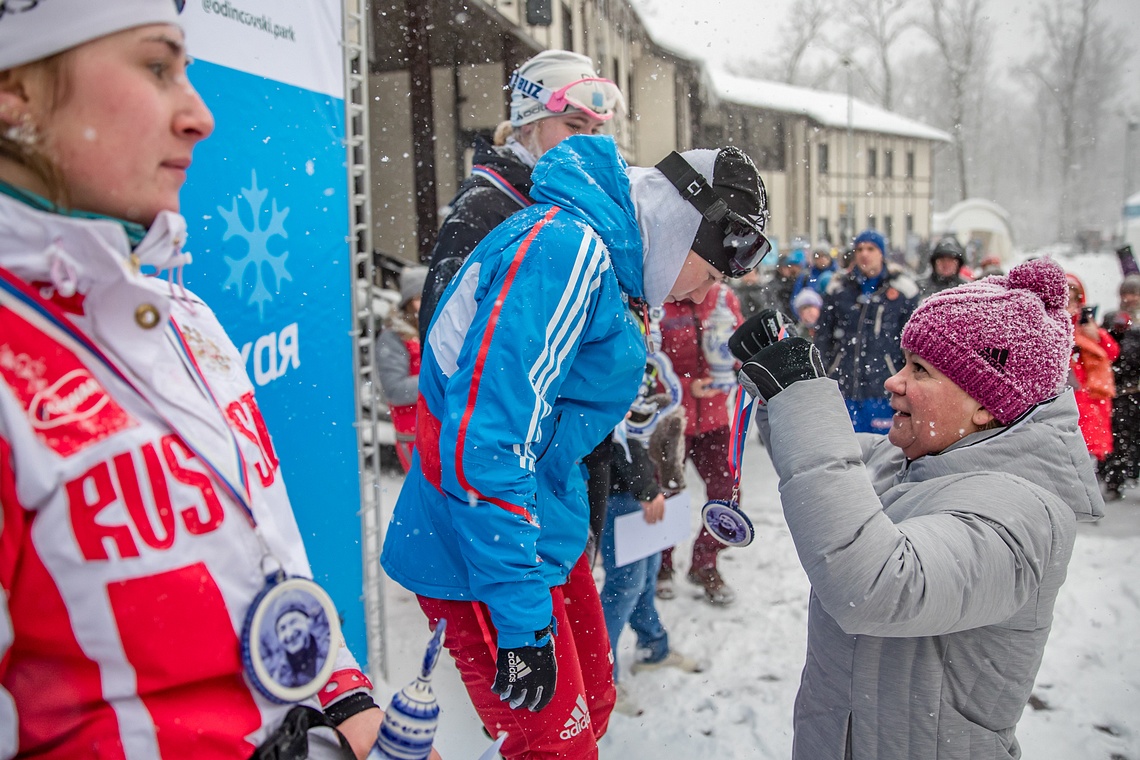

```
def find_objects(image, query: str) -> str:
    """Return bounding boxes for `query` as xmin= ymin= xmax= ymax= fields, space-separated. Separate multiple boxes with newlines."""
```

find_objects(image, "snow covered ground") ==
xmin=374 ymin=249 xmax=1140 ymax=759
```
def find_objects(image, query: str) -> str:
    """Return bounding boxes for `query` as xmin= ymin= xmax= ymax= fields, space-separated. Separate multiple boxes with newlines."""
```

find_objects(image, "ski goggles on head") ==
xmin=654 ymin=151 xmax=772 ymax=278
xmin=509 ymin=72 xmax=624 ymax=121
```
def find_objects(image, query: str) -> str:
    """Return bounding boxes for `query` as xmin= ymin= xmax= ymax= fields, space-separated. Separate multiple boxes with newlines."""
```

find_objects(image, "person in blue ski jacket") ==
xmin=381 ymin=135 xmax=769 ymax=759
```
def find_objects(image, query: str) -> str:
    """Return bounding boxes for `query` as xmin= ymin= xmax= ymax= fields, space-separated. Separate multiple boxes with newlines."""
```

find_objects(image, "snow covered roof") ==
xmin=708 ymin=68 xmax=953 ymax=144
xmin=625 ymin=0 xmax=950 ymax=143
xmin=627 ymin=0 xmax=714 ymax=61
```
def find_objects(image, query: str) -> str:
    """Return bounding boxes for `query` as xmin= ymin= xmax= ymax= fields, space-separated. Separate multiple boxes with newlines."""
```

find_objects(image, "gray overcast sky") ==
xmin=630 ymin=0 xmax=1140 ymax=112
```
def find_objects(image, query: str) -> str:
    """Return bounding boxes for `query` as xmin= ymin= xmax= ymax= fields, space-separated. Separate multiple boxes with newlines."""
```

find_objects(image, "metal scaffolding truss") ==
xmin=343 ymin=0 xmax=388 ymax=684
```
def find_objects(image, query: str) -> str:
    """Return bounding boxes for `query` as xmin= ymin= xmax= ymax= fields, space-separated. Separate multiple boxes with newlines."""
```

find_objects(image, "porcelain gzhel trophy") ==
xmin=702 ymin=286 xmax=738 ymax=391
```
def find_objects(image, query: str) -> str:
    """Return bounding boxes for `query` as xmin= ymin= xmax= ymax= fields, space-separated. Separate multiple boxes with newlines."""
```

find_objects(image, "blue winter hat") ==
xmin=786 ymin=249 xmax=807 ymax=267
xmin=853 ymin=229 xmax=887 ymax=255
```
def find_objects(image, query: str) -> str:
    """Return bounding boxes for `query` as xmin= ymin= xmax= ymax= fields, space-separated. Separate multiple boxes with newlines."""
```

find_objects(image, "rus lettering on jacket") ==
xmin=226 ymin=390 xmax=280 ymax=487
xmin=66 ymin=434 xmax=226 ymax=562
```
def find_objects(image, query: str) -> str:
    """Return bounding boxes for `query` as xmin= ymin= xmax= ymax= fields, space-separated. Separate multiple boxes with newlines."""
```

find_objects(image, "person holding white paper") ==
xmin=600 ymin=426 xmax=702 ymax=717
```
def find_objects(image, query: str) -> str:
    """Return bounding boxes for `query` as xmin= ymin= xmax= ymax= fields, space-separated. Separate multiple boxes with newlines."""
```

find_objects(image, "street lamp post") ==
xmin=1126 ymin=118 xmax=1139 ymax=208
xmin=842 ymin=57 xmax=855 ymax=243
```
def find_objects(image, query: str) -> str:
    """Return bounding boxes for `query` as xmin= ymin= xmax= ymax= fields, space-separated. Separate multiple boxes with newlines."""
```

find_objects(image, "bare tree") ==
xmin=724 ymin=0 xmax=836 ymax=84
xmin=922 ymin=0 xmax=992 ymax=202
xmin=1069 ymin=26 xmax=1128 ymax=232
xmin=778 ymin=0 xmax=835 ymax=85
xmin=841 ymin=0 xmax=914 ymax=110
xmin=1025 ymin=0 xmax=1125 ymax=241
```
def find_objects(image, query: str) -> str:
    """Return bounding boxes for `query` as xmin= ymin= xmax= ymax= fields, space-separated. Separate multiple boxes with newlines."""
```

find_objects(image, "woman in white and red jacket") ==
xmin=0 ymin=3 xmax=417 ymax=758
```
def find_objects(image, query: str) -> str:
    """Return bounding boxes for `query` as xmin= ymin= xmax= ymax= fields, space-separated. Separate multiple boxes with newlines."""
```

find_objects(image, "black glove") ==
xmin=490 ymin=626 xmax=556 ymax=712
xmin=729 ymin=309 xmax=795 ymax=362
xmin=739 ymin=337 xmax=825 ymax=403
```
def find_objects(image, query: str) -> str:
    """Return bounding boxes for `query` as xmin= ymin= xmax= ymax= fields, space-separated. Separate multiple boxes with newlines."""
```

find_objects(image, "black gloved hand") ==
xmin=729 ymin=309 xmax=795 ymax=362
xmin=739 ymin=337 xmax=825 ymax=403
xmin=490 ymin=626 xmax=556 ymax=712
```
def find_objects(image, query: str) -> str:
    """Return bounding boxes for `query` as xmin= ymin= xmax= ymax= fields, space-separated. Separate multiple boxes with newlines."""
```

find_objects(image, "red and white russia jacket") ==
xmin=0 ymin=195 xmax=369 ymax=759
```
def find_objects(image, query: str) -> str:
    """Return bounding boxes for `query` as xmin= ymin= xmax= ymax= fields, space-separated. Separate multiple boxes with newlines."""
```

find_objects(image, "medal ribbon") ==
xmin=0 ymin=265 xmax=256 ymax=523
xmin=164 ymin=320 xmax=254 ymax=515
xmin=727 ymin=389 xmax=754 ymax=502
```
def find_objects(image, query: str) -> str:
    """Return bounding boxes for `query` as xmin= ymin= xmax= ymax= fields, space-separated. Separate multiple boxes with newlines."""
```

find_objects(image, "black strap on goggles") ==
xmin=655 ymin=151 xmax=769 ymax=277
xmin=655 ymin=151 xmax=733 ymax=226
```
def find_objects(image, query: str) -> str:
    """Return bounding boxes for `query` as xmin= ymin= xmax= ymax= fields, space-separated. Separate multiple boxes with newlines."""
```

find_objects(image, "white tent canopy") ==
xmin=932 ymin=198 xmax=1015 ymax=263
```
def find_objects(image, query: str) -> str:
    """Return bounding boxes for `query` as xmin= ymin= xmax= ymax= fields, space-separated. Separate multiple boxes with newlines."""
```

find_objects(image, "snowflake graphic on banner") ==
xmin=218 ymin=170 xmax=292 ymax=319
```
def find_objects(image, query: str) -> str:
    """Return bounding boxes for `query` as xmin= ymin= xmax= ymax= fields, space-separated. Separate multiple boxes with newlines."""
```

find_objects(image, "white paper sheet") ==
xmin=613 ymin=492 xmax=692 ymax=568
xmin=475 ymin=733 xmax=508 ymax=760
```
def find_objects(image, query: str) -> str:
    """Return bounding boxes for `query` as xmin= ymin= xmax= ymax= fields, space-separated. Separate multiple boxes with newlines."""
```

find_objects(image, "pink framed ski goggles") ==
xmin=509 ymin=72 xmax=624 ymax=121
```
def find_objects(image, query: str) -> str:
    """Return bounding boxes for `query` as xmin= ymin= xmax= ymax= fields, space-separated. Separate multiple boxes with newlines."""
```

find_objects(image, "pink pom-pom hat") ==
xmin=900 ymin=258 xmax=1073 ymax=424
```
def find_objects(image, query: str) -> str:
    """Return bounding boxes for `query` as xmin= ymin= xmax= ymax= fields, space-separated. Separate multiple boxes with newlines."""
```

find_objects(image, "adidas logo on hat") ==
xmin=559 ymin=695 xmax=591 ymax=740
xmin=979 ymin=346 xmax=1010 ymax=372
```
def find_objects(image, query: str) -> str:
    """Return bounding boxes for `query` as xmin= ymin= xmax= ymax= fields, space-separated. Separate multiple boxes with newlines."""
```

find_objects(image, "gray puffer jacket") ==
xmin=761 ymin=378 xmax=1102 ymax=760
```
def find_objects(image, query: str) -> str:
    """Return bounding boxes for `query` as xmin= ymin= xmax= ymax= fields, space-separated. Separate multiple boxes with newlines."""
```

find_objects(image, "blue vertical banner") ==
xmin=178 ymin=2 xmax=367 ymax=662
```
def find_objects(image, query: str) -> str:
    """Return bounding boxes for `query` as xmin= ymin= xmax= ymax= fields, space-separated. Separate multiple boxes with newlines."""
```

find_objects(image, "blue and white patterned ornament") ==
xmin=370 ymin=619 xmax=447 ymax=760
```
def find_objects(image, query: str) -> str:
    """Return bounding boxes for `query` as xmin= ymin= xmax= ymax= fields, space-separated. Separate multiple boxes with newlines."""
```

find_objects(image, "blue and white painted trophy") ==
xmin=370 ymin=620 xmax=446 ymax=760
xmin=701 ymin=287 xmax=738 ymax=392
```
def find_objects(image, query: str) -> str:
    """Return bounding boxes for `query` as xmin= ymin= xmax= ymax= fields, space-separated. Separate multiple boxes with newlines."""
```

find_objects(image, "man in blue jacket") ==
xmin=815 ymin=229 xmax=919 ymax=433
xmin=381 ymin=135 xmax=768 ymax=758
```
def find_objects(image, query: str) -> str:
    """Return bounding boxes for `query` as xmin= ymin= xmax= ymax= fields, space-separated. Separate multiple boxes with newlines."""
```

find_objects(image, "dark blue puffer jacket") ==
xmin=814 ymin=265 xmax=919 ymax=400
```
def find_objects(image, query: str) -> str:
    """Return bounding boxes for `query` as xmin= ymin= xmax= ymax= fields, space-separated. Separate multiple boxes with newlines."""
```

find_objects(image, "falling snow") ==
xmin=374 ymin=250 xmax=1139 ymax=758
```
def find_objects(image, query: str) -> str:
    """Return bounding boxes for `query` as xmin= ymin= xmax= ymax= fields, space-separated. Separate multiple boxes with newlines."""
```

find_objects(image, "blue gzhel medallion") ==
xmin=702 ymin=499 xmax=755 ymax=547
xmin=241 ymin=574 xmax=341 ymax=704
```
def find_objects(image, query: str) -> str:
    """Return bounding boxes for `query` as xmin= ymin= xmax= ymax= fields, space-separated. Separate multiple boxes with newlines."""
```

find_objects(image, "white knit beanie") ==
xmin=0 ymin=0 xmax=182 ymax=71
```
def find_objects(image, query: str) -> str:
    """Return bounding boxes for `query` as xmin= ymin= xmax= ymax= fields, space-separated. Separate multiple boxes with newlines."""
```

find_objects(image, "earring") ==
xmin=2 ymin=112 xmax=39 ymax=147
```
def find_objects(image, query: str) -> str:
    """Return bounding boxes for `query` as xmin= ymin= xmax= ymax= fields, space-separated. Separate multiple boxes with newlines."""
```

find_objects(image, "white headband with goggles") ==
xmin=509 ymin=71 xmax=625 ymax=124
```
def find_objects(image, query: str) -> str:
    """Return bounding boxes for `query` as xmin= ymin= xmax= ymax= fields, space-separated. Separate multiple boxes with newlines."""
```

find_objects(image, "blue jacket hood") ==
xmin=529 ymin=135 xmax=644 ymax=300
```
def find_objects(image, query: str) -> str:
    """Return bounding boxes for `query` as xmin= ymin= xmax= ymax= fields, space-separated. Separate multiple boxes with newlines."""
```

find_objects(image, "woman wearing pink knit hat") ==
xmin=731 ymin=257 xmax=1104 ymax=760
